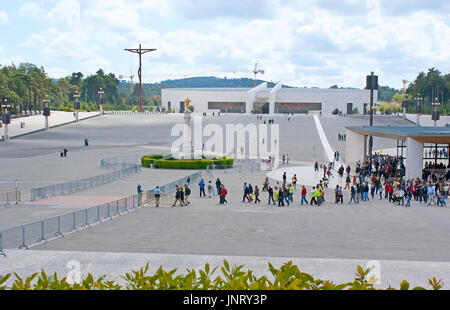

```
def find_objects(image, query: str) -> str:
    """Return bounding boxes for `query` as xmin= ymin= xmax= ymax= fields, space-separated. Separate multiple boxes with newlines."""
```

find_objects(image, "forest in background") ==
xmin=1 ymin=63 xmax=448 ymax=114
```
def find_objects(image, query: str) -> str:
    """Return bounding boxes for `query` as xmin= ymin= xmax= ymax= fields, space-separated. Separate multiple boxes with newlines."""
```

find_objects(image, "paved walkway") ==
xmin=4 ymin=111 xmax=100 ymax=139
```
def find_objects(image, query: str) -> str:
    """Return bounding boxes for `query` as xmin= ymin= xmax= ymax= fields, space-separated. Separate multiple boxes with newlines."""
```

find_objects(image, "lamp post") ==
xmin=414 ymin=93 xmax=423 ymax=126
xmin=73 ymin=90 xmax=81 ymax=123
xmin=366 ymin=72 xmax=378 ymax=165
xmin=402 ymin=94 xmax=408 ymax=119
xmin=1 ymin=96 xmax=11 ymax=141
xmin=42 ymin=95 xmax=51 ymax=131
xmin=97 ymin=88 xmax=104 ymax=115
xmin=432 ymin=97 xmax=440 ymax=127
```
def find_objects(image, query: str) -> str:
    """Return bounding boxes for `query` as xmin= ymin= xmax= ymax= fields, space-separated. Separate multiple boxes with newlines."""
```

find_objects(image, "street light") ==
xmin=432 ymin=97 xmax=440 ymax=127
xmin=42 ymin=95 xmax=51 ymax=131
xmin=401 ymin=94 xmax=408 ymax=119
xmin=1 ymin=96 xmax=11 ymax=141
xmin=73 ymin=90 xmax=81 ymax=123
xmin=97 ymin=88 xmax=105 ymax=115
xmin=366 ymin=72 xmax=378 ymax=165
xmin=414 ymin=93 xmax=423 ymax=126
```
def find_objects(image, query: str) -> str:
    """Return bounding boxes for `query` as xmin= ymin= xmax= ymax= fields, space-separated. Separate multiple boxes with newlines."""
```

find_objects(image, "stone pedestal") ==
xmin=183 ymin=111 xmax=193 ymax=159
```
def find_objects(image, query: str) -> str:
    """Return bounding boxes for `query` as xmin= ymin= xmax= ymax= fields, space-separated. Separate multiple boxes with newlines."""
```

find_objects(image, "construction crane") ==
xmin=119 ymin=70 xmax=135 ymax=95
xmin=253 ymin=63 xmax=265 ymax=87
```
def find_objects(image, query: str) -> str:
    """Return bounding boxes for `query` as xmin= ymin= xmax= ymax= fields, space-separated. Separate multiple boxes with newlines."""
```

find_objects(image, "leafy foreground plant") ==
xmin=0 ymin=261 xmax=443 ymax=290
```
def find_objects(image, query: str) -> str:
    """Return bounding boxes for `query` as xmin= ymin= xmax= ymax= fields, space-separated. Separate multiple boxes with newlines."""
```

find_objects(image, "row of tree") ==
xmin=0 ymin=64 xmax=121 ymax=114
xmin=1 ymin=62 xmax=448 ymax=115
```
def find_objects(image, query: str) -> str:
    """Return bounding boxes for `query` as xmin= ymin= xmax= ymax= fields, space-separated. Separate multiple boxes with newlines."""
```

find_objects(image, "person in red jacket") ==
xmin=384 ymin=182 xmax=390 ymax=200
xmin=300 ymin=185 xmax=308 ymax=205
xmin=219 ymin=185 xmax=228 ymax=205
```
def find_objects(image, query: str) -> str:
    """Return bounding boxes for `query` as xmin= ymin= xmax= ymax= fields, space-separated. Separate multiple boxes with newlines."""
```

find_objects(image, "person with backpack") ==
xmin=292 ymin=175 xmax=297 ymax=190
xmin=254 ymin=185 xmax=261 ymax=204
xmin=184 ymin=185 xmax=191 ymax=206
xmin=137 ymin=184 xmax=143 ymax=206
xmin=172 ymin=185 xmax=184 ymax=207
xmin=208 ymin=181 xmax=215 ymax=198
xmin=242 ymin=183 xmax=250 ymax=202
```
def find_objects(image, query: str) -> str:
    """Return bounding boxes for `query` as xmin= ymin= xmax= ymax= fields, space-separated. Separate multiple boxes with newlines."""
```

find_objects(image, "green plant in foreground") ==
xmin=0 ymin=261 xmax=443 ymax=290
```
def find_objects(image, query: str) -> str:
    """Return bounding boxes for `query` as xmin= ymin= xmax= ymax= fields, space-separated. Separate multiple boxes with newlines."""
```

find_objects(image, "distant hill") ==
xmin=118 ymin=76 xmax=292 ymax=97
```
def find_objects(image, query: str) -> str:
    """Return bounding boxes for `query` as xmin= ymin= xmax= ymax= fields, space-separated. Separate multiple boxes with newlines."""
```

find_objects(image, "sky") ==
xmin=0 ymin=0 xmax=449 ymax=89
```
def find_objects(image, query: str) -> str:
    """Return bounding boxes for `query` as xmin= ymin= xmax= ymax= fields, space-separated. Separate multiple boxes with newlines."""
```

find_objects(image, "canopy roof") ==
xmin=346 ymin=126 xmax=450 ymax=144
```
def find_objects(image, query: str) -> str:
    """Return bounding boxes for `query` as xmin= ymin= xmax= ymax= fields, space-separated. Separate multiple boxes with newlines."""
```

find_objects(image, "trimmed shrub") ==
xmin=141 ymin=155 xmax=234 ymax=170
xmin=0 ymin=261 xmax=443 ymax=290
xmin=142 ymin=155 xmax=164 ymax=167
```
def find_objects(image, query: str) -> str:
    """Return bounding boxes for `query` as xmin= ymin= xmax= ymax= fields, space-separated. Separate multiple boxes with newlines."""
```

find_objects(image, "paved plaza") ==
xmin=1 ymin=112 xmax=449 ymax=288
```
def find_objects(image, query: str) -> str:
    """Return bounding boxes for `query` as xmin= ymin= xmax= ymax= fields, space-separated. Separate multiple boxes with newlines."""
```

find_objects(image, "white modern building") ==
xmin=162 ymin=82 xmax=377 ymax=115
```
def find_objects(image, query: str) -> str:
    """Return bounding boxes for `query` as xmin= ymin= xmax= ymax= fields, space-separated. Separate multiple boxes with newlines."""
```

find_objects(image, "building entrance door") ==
xmin=347 ymin=103 xmax=353 ymax=115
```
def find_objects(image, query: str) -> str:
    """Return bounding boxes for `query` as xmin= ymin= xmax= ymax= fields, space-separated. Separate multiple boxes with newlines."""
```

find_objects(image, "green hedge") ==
xmin=141 ymin=155 xmax=234 ymax=170
xmin=0 ymin=260 xmax=443 ymax=290
xmin=142 ymin=155 xmax=165 ymax=167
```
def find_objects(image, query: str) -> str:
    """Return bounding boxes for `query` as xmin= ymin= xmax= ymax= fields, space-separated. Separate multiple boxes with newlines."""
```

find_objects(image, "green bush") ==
xmin=141 ymin=155 xmax=234 ymax=170
xmin=0 ymin=261 xmax=442 ymax=290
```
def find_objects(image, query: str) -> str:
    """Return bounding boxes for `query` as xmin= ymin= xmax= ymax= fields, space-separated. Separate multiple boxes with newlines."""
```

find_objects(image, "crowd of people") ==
xmin=141 ymin=152 xmax=449 ymax=209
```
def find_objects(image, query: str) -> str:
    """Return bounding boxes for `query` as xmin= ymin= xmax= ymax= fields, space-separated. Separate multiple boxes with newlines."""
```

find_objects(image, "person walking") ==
xmin=283 ymin=172 xmax=287 ymax=185
xmin=154 ymin=186 xmax=161 ymax=208
xmin=292 ymin=175 xmax=297 ymax=190
xmin=242 ymin=183 xmax=250 ymax=202
xmin=137 ymin=184 xmax=143 ymax=206
xmin=268 ymin=186 xmax=275 ymax=205
xmin=310 ymin=187 xmax=317 ymax=205
xmin=283 ymin=185 xmax=290 ymax=206
xmin=216 ymin=178 xmax=221 ymax=195
xmin=344 ymin=174 xmax=351 ymax=189
xmin=220 ymin=184 xmax=228 ymax=205
xmin=288 ymin=184 xmax=294 ymax=202
xmin=172 ymin=185 xmax=184 ymax=207
xmin=254 ymin=185 xmax=261 ymax=204
xmin=208 ymin=181 xmax=215 ymax=198
xmin=199 ymin=179 xmax=206 ymax=198
xmin=301 ymin=186 xmax=308 ymax=205
xmin=263 ymin=177 xmax=269 ymax=192
xmin=278 ymin=187 xmax=285 ymax=207
xmin=184 ymin=184 xmax=191 ymax=206
xmin=314 ymin=161 xmax=319 ymax=172
xmin=349 ymin=185 xmax=358 ymax=204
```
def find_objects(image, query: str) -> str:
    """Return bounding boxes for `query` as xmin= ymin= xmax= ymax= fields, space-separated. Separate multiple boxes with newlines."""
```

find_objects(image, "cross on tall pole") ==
xmin=125 ymin=44 xmax=157 ymax=113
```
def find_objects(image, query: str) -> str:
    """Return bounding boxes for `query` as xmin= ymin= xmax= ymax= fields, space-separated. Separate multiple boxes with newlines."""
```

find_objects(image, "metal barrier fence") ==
xmin=100 ymin=156 xmax=141 ymax=169
xmin=0 ymin=190 xmax=22 ymax=206
xmin=31 ymin=159 xmax=142 ymax=201
xmin=1 ymin=170 xmax=202 ymax=256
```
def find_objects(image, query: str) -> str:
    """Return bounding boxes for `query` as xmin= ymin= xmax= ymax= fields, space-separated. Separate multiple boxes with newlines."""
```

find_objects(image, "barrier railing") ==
xmin=31 ymin=158 xmax=142 ymax=201
xmin=0 ymin=190 xmax=22 ymax=207
xmin=1 ymin=170 xmax=202 ymax=256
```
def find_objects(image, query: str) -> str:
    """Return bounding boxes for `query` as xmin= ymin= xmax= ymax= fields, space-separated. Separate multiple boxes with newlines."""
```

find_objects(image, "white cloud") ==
xmin=0 ymin=11 xmax=8 ymax=24
xmin=19 ymin=2 xmax=46 ymax=18
xmin=45 ymin=0 xmax=81 ymax=26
